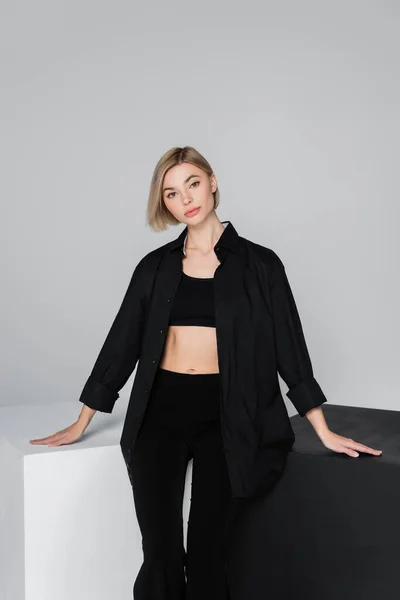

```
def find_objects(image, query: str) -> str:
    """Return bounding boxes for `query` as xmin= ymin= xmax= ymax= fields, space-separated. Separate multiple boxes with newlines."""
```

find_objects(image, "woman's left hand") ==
xmin=319 ymin=430 xmax=383 ymax=458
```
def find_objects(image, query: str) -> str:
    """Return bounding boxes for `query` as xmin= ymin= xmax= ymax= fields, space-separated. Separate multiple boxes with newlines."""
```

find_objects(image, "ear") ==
xmin=210 ymin=173 xmax=217 ymax=193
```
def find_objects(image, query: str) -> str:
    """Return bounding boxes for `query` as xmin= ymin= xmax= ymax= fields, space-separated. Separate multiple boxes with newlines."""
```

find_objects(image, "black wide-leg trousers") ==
xmin=126 ymin=366 xmax=243 ymax=600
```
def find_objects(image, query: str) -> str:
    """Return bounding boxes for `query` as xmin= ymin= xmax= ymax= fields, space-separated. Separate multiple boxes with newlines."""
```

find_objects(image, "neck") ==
xmin=185 ymin=212 xmax=225 ymax=255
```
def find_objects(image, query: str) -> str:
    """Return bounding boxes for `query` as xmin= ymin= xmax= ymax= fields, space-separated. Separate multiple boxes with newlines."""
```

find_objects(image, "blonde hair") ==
xmin=146 ymin=146 xmax=220 ymax=232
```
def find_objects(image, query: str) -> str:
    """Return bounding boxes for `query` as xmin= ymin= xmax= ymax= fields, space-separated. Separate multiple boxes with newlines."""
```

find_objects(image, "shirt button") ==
xmin=160 ymin=329 xmax=164 ymax=334
xmin=152 ymin=359 xmax=156 ymax=364
xmin=166 ymin=298 xmax=170 ymax=303
xmin=144 ymin=389 xmax=148 ymax=393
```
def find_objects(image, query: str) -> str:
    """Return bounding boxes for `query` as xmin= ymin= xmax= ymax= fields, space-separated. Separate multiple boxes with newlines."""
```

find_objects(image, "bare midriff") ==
xmin=158 ymin=256 xmax=220 ymax=375
xmin=159 ymin=325 xmax=219 ymax=374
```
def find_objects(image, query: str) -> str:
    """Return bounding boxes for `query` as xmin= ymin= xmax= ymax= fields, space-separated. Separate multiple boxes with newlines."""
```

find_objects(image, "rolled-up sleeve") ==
xmin=269 ymin=252 xmax=328 ymax=417
xmin=78 ymin=254 xmax=151 ymax=413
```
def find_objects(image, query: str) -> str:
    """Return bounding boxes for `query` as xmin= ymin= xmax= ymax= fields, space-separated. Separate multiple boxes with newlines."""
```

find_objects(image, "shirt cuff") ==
xmin=78 ymin=376 xmax=118 ymax=413
xmin=286 ymin=377 xmax=328 ymax=417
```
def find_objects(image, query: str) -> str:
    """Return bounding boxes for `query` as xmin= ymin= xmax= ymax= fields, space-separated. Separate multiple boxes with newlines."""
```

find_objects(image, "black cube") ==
xmin=228 ymin=404 xmax=400 ymax=600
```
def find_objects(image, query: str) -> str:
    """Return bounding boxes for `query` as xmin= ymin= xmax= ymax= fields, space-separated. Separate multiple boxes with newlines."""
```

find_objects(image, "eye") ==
xmin=166 ymin=180 xmax=199 ymax=200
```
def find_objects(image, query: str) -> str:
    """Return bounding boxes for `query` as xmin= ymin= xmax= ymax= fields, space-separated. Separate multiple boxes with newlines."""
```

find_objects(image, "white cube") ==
xmin=0 ymin=399 xmax=192 ymax=600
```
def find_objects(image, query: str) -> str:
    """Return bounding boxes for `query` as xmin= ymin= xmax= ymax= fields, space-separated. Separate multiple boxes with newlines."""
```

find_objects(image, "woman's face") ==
xmin=162 ymin=163 xmax=217 ymax=225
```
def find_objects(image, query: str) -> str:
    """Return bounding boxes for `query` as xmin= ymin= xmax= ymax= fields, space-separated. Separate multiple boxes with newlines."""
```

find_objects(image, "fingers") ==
xmin=30 ymin=422 xmax=83 ymax=447
xmin=47 ymin=435 xmax=69 ymax=447
xmin=344 ymin=439 xmax=383 ymax=457
xmin=30 ymin=431 xmax=67 ymax=445
xmin=345 ymin=449 xmax=360 ymax=458
xmin=30 ymin=436 xmax=57 ymax=444
xmin=29 ymin=422 xmax=79 ymax=445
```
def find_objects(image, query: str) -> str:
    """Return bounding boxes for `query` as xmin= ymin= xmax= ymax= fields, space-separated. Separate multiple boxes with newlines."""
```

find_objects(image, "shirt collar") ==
xmin=169 ymin=220 xmax=239 ymax=257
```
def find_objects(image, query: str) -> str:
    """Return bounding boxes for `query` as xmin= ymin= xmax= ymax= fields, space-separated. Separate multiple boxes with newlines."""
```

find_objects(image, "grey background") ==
xmin=2 ymin=1 xmax=399 ymax=419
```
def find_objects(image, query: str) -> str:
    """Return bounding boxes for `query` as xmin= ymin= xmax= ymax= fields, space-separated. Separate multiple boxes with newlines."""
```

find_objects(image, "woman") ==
xmin=31 ymin=146 xmax=382 ymax=599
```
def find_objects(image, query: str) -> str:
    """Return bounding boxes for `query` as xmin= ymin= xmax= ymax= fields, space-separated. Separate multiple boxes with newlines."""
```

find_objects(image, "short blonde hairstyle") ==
xmin=146 ymin=146 xmax=220 ymax=232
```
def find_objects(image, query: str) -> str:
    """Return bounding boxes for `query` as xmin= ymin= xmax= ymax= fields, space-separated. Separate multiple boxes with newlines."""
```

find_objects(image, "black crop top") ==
xmin=169 ymin=272 xmax=215 ymax=327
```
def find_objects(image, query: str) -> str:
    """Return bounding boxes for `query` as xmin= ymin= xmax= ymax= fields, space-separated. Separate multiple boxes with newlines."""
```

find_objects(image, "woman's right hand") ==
xmin=30 ymin=421 xmax=86 ymax=447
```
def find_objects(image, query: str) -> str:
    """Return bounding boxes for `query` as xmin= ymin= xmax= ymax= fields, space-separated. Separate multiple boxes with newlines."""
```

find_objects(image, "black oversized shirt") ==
xmin=78 ymin=220 xmax=328 ymax=499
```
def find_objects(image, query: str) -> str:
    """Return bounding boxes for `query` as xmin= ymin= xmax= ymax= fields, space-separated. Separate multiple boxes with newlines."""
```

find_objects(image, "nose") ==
xmin=182 ymin=193 xmax=193 ymax=205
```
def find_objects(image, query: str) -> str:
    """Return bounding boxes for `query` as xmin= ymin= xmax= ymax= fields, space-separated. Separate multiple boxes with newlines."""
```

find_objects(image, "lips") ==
xmin=185 ymin=207 xmax=200 ymax=217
